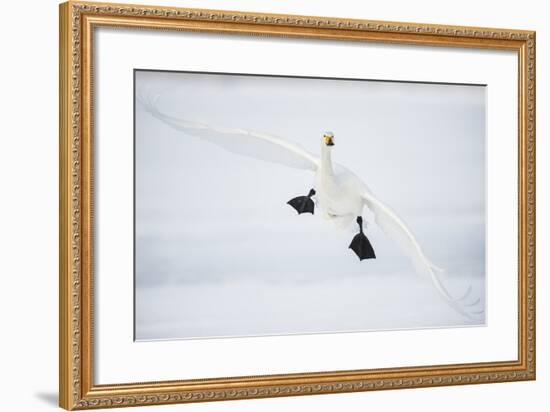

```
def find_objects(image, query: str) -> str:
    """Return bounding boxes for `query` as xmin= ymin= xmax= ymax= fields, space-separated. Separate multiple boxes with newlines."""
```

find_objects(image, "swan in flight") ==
xmin=139 ymin=94 xmax=482 ymax=319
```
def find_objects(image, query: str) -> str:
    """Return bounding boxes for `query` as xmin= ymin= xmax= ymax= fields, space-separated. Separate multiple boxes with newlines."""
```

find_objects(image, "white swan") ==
xmin=139 ymin=94 xmax=482 ymax=319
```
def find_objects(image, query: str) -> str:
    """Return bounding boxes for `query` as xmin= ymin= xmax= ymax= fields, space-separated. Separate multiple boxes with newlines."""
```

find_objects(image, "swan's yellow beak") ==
xmin=323 ymin=132 xmax=335 ymax=146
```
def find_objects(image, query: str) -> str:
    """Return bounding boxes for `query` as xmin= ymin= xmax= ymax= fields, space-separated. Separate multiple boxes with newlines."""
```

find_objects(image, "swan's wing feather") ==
xmin=361 ymin=190 xmax=455 ymax=301
xmin=362 ymin=190 xmax=482 ymax=320
xmin=140 ymin=94 xmax=319 ymax=171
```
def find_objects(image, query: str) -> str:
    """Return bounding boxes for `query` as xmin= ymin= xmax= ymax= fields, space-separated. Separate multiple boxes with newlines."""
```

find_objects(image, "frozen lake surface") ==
xmin=136 ymin=271 xmax=485 ymax=340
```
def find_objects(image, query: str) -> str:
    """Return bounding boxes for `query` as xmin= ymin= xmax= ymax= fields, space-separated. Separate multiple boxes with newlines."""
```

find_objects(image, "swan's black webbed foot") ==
xmin=349 ymin=216 xmax=376 ymax=260
xmin=287 ymin=189 xmax=316 ymax=215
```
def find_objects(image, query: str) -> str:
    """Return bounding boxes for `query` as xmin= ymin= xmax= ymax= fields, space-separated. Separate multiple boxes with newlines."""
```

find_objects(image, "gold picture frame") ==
xmin=59 ymin=1 xmax=536 ymax=409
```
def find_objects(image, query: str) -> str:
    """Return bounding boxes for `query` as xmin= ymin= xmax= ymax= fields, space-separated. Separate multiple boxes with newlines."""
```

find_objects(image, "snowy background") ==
xmin=134 ymin=70 xmax=486 ymax=340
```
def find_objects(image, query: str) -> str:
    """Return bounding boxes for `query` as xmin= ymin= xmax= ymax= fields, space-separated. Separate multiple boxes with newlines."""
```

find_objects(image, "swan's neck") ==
xmin=320 ymin=145 xmax=334 ymax=176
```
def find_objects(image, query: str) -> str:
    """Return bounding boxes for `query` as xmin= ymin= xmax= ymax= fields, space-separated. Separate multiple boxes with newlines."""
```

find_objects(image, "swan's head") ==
xmin=323 ymin=131 xmax=335 ymax=147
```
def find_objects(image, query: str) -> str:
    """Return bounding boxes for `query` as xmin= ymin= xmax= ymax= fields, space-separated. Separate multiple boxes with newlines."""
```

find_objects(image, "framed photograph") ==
xmin=59 ymin=1 xmax=536 ymax=409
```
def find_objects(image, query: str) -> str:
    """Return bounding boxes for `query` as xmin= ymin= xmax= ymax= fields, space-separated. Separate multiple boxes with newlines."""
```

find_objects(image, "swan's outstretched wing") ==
xmin=139 ymin=94 xmax=319 ymax=171
xmin=361 ymin=190 xmax=479 ymax=318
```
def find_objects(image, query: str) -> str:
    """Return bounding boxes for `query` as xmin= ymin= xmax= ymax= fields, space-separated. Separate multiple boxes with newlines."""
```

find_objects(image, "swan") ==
xmin=139 ymin=94 xmax=482 ymax=320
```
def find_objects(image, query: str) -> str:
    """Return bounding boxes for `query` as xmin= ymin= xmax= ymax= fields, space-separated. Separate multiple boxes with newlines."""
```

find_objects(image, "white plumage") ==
xmin=140 ymin=94 xmax=482 ymax=319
